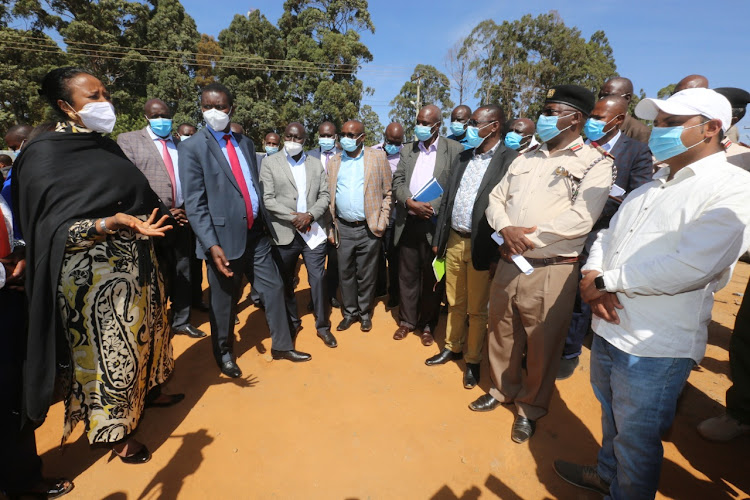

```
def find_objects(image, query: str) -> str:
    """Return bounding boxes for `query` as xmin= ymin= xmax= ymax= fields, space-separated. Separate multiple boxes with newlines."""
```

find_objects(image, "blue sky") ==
xmin=183 ymin=0 xmax=750 ymax=139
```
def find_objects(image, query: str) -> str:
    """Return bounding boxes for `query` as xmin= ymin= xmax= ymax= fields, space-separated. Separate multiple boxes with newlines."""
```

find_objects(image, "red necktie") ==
xmin=0 ymin=205 xmax=11 ymax=258
xmin=159 ymin=139 xmax=177 ymax=208
xmin=223 ymin=135 xmax=254 ymax=230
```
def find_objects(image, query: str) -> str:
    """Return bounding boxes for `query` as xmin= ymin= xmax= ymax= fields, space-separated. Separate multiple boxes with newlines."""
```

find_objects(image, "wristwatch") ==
xmin=100 ymin=218 xmax=117 ymax=235
xmin=594 ymin=275 xmax=607 ymax=292
xmin=306 ymin=212 xmax=314 ymax=221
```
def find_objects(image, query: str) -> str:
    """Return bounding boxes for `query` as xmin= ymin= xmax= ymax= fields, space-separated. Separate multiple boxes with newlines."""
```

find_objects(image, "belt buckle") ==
xmin=542 ymin=258 xmax=550 ymax=266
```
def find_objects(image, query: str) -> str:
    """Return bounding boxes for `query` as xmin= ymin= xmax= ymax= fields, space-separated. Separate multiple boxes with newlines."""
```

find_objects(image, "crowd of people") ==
xmin=1 ymin=66 xmax=750 ymax=499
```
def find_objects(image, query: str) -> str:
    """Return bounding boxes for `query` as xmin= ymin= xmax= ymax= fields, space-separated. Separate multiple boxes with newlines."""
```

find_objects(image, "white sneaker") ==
xmin=697 ymin=414 xmax=750 ymax=442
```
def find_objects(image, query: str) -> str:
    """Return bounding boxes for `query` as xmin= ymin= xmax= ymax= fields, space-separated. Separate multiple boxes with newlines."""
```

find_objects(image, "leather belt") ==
xmin=524 ymin=256 xmax=579 ymax=267
xmin=452 ymin=229 xmax=471 ymax=238
xmin=338 ymin=218 xmax=367 ymax=227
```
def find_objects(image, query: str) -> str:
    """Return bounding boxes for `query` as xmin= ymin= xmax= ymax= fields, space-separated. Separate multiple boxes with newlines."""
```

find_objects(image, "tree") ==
xmin=462 ymin=12 xmax=617 ymax=118
xmin=358 ymin=104 xmax=382 ymax=146
xmin=657 ymin=83 xmax=676 ymax=99
xmin=389 ymin=64 xmax=454 ymax=139
xmin=195 ymin=34 xmax=221 ymax=89
xmin=444 ymin=39 xmax=476 ymax=105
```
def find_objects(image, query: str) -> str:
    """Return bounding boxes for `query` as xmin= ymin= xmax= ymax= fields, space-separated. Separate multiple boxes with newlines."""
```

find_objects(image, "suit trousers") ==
xmin=206 ymin=229 xmax=294 ymax=365
xmin=326 ymin=242 xmax=339 ymax=300
xmin=337 ymin=222 xmax=381 ymax=321
xmin=488 ymin=261 xmax=578 ymax=421
xmin=398 ymin=216 xmax=443 ymax=332
xmin=276 ymin=233 xmax=331 ymax=334
xmin=169 ymin=222 xmax=194 ymax=330
xmin=0 ymin=289 xmax=42 ymax=493
xmin=444 ymin=230 xmax=490 ymax=364
xmin=376 ymin=224 xmax=399 ymax=300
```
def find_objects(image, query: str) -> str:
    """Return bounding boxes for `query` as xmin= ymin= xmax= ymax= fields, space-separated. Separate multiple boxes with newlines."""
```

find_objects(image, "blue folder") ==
xmin=412 ymin=177 xmax=444 ymax=203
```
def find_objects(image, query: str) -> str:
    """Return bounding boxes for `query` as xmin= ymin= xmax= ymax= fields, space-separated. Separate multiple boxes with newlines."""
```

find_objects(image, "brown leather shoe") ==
xmin=393 ymin=326 xmax=412 ymax=340
xmin=421 ymin=331 xmax=434 ymax=346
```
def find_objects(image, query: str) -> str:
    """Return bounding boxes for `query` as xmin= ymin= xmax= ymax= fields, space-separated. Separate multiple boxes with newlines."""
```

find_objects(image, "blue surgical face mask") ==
xmin=340 ymin=134 xmax=362 ymax=153
xmin=265 ymin=145 xmax=279 ymax=155
xmin=319 ymin=137 xmax=336 ymax=151
xmin=648 ymin=121 xmax=709 ymax=162
xmin=464 ymin=121 xmax=496 ymax=149
xmin=450 ymin=121 xmax=466 ymax=137
xmin=584 ymin=115 xmax=619 ymax=142
xmin=536 ymin=113 xmax=574 ymax=143
xmin=148 ymin=117 xmax=173 ymax=138
xmin=384 ymin=143 xmax=401 ymax=156
xmin=504 ymin=131 xmax=529 ymax=150
xmin=414 ymin=124 xmax=436 ymax=142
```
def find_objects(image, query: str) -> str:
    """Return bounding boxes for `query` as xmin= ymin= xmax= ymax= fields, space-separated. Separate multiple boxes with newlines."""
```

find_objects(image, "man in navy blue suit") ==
xmin=557 ymin=95 xmax=654 ymax=379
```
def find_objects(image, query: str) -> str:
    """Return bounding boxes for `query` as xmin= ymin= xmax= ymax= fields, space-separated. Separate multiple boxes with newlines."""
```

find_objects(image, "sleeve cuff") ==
xmin=602 ymin=269 xmax=621 ymax=293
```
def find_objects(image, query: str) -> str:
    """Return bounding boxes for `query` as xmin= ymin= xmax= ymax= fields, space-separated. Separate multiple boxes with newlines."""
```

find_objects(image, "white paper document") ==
xmin=609 ymin=184 xmax=626 ymax=198
xmin=299 ymin=222 xmax=327 ymax=250
xmin=491 ymin=233 xmax=534 ymax=275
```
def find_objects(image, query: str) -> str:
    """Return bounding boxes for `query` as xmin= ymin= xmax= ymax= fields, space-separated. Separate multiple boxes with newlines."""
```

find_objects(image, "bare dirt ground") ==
xmin=33 ymin=262 xmax=750 ymax=499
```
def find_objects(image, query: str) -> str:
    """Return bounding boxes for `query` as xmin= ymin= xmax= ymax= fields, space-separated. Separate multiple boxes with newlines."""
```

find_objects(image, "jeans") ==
xmin=591 ymin=335 xmax=694 ymax=500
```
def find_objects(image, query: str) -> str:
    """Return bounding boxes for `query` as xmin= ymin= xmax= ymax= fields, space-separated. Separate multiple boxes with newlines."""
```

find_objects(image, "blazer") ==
xmin=434 ymin=143 xmax=519 ymax=270
xmin=620 ymin=114 xmax=651 ymax=144
xmin=391 ymin=137 xmax=462 ymax=246
xmin=178 ymin=127 xmax=273 ymax=260
xmin=327 ymin=147 xmax=392 ymax=238
xmin=259 ymin=151 xmax=331 ymax=246
xmin=593 ymin=133 xmax=653 ymax=230
xmin=117 ymin=127 xmax=178 ymax=207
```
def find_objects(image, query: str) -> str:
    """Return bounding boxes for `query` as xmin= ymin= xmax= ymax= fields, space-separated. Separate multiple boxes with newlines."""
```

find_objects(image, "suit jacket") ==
xmin=391 ymin=137 xmax=462 ymax=246
xmin=179 ymin=127 xmax=273 ymax=260
xmin=434 ymin=143 xmax=518 ymax=270
xmin=327 ymin=147 xmax=392 ymax=238
xmin=259 ymin=151 xmax=331 ymax=246
xmin=117 ymin=127 xmax=178 ymax=207
xmin=593 ymin=133 xmax=653 ymax=230
xmin=619 ymin=114 xmax=651 ymax=144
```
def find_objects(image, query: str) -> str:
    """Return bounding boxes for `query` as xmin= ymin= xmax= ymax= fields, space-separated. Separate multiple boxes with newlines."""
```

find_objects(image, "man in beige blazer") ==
xmin=260 ymin=122 xmax=336 ymax=348
xmin=327 ymin=120 xmax=392 ymax=332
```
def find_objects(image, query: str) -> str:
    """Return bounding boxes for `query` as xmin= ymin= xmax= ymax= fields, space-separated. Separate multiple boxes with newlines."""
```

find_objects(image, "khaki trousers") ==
xmin=444 ymin=230 xmax=490 ymax=364
xmin=488 ymin=260 xmax=578 ymax=421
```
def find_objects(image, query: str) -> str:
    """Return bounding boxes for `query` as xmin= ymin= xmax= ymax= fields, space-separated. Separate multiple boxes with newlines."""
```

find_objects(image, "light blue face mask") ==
xmin=265 ymin=145 xmax=279 ymax=155
xmin=536 ymin=113 xmax=574 ymax=143
xmin=148 ymin=117 xmax=173 ymax=138
xmin=450 ymin=121 xmax=466 ymax=137
xmin=384 ymin=143 xmax=401 ymax=156
xmin=504 ymin=131 xmax=527 ymax=150
xmin=648 ymin=120 xmax=709 ymax=162
xmin=464 ymin=121 xmax=496 ymax=149
xmin=340 ymin=135 xmax=362 ymax=153
xmin=319 ymin=137 xmax=336 ymax=151
xmin=414 ymin=124 xmax=436 ymax=142
xmin=583 ymin=115 xmax=619 ymax=142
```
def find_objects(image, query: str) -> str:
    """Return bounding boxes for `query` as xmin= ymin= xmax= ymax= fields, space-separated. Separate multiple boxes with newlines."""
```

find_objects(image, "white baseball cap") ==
xmin=635 ymin=88 xmax=732 ymax=132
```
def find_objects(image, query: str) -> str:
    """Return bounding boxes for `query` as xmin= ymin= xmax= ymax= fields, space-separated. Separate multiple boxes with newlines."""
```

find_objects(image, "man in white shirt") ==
xmin=554 ymin=88 xmax=750 ymax=499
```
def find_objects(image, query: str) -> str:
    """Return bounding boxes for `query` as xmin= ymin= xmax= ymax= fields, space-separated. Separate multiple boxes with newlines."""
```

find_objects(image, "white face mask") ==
xmin=203 ymin=108 xmax=231 ymax=131
xmin=179 ymin=135 xmax=191 ymax=142
xmin=284 ymin=141 xmax=304 ymax=156
xmin=74 ymin=101 xmax=117 ymax=133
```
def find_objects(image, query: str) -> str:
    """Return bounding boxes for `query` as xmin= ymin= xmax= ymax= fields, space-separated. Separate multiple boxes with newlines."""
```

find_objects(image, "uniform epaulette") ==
xmin=525 ymin=143 xmax=541 ymax=153
xmin=590 ymin=141 xmax=615 ymax=161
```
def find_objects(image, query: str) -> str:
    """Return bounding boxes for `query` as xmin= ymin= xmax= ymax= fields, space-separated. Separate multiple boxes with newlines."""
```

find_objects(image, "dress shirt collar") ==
xmin=342 ymin=149 xmax=364 ymax=161
xmin=207 ymin=124 xmax=235 ymax=144
xmin=146 ymin=125 xmax=174 ymax=143
xmin=418 ymin=136 xmax=440 ymax=154
xmin=587 ymin=130 xmax=621 ymax=152
xmin=286 ymin=150 xmax=307 ymax=166
xmin=373 ymin=142 xmax=401 ymax=160
xmin=538 ymin=136 xmax=586 ymax=158
xmin=653 ymin=151 xmax=726 ymax=186
xmin=473 ymin=139 xmax=500 ymax=160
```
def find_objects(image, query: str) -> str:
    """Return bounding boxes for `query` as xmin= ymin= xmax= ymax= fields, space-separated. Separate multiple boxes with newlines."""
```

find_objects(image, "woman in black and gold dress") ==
xmin=13 ymin=67 xmax=176 ymax=463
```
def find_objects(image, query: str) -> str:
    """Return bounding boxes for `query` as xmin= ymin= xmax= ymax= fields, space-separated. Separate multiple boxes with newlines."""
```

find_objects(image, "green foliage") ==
xmin=658 ymin=83 xmax=676 ymax=99
xmin=389 ymin=64 xmax=454 ymax=139
xmin=358 ymin=104 xmax=382 ymax=146
xmin=462 ymin=12 xmax=617 ymax=119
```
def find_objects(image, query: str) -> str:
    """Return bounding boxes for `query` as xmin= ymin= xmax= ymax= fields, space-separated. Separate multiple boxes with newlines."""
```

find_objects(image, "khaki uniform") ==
xmin=727 ymin=125 xmax=740 ymax=144
xmin=484 ymin=136 xmax=614 ymax=420
xmin=724 ymin=139 xmax=750 ymax=172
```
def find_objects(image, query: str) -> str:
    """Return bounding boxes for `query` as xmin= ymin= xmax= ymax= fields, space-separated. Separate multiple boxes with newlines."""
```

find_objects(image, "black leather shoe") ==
xmin=330 ymin=297 xmax=341 ymax=309
xmin=337 ymin=316 xmax=357 ymax=331
xmin=271 ymin=349 xmax=312 ymax=362
xmin=469 ymin=394 xmax=501 ymax=412
xmin=6 ymin=477 xmax=75 ymax=499
xmin=175 ymin=324 xmax=207 ymax=338
xmin=192 ymin=301 xmax=210 ymax=312
xmin=464 ymin=363 xmax=480 ymax=389
xmin=360 ymin=318 xmax=373 ymax=332
xmin=425 ymin=348 xmax=463 ymax=366
xmin=318 ymin=331 xmax=338 ymax=348
xmin=220 ymin=360 xmax=242 ymax=378
xmin=115 ymin=445 xmax=151 ymax=464
xmin=556 ymin=356 xmax=580 ymax=380
xmin=145 ymin=393 xmax=185 ymax=408
xmin=511 ymin=415 xmax=536 ymax=443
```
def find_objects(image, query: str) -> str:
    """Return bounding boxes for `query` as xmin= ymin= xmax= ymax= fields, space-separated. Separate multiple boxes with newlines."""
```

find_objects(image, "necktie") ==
xmin=0 ymin=205 xmax=11 ymax=258
xmin=223 ymin=135 xmax=254 ymax=230
xmin=323 ymin=151 xmax=332 ymax=173
xmin=159 ymin=139 xmax=177 ymax=207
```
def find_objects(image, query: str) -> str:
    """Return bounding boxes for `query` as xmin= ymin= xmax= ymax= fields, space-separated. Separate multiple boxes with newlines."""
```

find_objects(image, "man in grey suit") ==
xmin=260 ymin=122 xmax=336 ymax=348
xmin=392 ymin=104 xmax=462 ymax=346
xmin=117 ymin=98 xmax=206 ymax=340
xmin=179 ymin=83 xmax=311 ymax=378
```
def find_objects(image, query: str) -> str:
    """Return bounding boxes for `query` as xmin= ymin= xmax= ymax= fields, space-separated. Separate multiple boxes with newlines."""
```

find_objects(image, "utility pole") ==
xmin=411 ymin=73 xmax=422 ymax=118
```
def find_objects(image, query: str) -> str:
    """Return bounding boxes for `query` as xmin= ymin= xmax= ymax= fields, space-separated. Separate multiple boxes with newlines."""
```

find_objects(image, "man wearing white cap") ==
xmin=554 ymin=88 xmax=750 ymax=499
